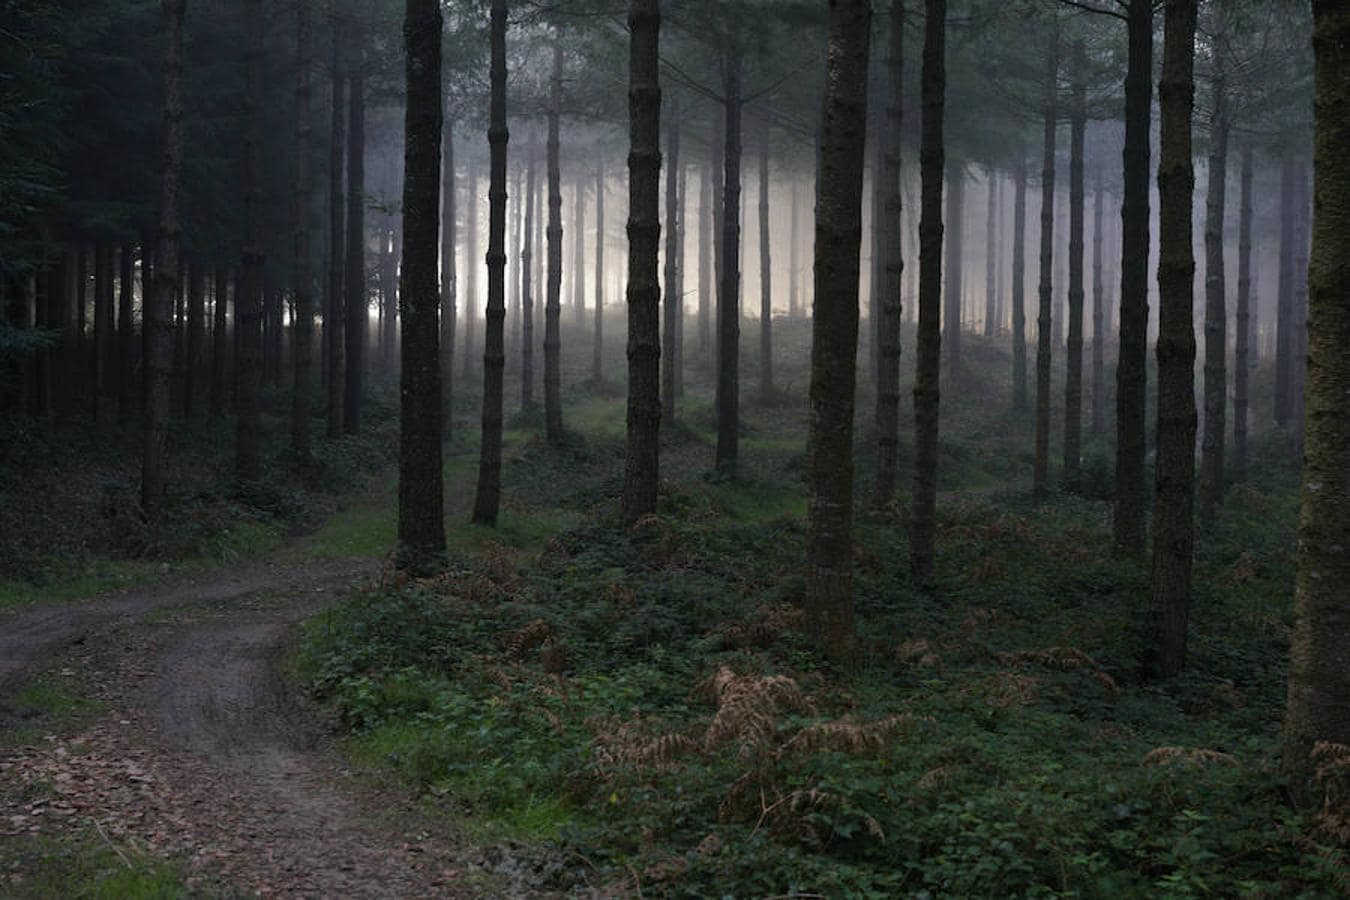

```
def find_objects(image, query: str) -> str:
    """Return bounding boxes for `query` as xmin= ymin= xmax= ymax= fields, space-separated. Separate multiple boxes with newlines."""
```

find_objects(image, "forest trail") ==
xmin=0 ymin=552 xmax=493 ymax=896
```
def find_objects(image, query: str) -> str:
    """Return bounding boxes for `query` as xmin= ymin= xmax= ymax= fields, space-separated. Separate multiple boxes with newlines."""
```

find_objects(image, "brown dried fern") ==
xmin=1141 ymin=746 xmax=1239 ymax=767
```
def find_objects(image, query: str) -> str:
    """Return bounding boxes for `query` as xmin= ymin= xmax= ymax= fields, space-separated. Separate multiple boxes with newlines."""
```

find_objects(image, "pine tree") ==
xmin=1148 ymin=0 xmax=1198 ymax=680
xmin=873 ymin=0 xmax=905 ymax=509
xmin=472 ymin=0 xmax=508 ymax=528
xmin=1283 ymin=0 xmax=1350 ymax=798
xmin=910 ymin=0 xmax=946 ymax=584
xmin=1034 ymin=26 xmax=1058 ymax=498
xmin=621 ymin=0 xmax=662 ymax=525
xmin=291 ymin=0 xmax=314 ymax=462
xmin=806 ymin=0 xmax=871 ymax=665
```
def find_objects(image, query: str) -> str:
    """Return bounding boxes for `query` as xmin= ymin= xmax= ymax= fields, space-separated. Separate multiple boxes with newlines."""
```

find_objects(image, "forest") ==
xmin=0 ymin=0 xmax=1347 ymax=896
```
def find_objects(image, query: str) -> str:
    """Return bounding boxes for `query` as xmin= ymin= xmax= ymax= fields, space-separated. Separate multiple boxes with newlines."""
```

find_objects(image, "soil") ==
xmin=0 ymin=555 xmax=567 ymax=897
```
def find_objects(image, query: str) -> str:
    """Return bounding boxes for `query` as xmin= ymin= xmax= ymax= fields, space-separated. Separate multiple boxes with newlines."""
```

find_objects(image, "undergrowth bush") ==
xmin=300 ymin=453 xmax=1344 ymax=896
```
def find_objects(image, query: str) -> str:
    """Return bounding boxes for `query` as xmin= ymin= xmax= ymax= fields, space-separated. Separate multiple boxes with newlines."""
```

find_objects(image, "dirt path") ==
xmin=0 ymin=555 xmax=511 ymax=897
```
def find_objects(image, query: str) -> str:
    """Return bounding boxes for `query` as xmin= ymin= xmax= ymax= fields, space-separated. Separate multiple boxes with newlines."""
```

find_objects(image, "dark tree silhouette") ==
xmin=1148 ymin=0 xmax=1198 ymax=681
xmin=621 ymin=0 xmax=662 ymax=526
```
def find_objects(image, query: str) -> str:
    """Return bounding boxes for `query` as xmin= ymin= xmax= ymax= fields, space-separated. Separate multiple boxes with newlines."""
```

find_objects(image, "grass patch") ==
xmin=0 ymin=832 xmax=185 ymax=899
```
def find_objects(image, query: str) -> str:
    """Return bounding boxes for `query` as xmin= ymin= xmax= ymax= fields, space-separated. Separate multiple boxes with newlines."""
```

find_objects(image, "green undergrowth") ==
xmin=299 ymin=351 xmax=1341 ymax=897
xmin=0 ymin=386 xmax=401 ymax=608
xmin=0 ymin=679 xmax=104 ymax=750
xmin=0 ymin=830 xmax=184 ymax=899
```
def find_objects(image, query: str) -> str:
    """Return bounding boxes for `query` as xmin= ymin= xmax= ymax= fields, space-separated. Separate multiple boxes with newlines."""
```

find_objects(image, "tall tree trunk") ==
xmin=1276 ymin=159 xmax=1296 ymax=427
xmin=398 ymin=0 xmax=446 ymax=562
xmin=674 ymin=162 xmax=687 ymax=397
xmin=572 ymin=175 xmax=586 ymax=328
xmin=1012 ymin=155 xmax=1028 ymax=410
xmin=620 ymin=0 xmax=662 ymax=525
xmin=510 ymin=165 xmax=522 ymax=364
xmin=943 ymin=158 xmax=963 ymax=378
xmin=472 ymin=0 xmax=508 ymax=527
xmin=521 ymin=146 xmax=535 ymax=410
xmin=715 ymin=52 xmax=742 ymax=475
xmin=1034 ymin=27 xmax=1058 ymax=498
xmin=873 ymin=0 xmax=904 ymax=508
xmin=984 ymin=168 xmax=996 ymax=337
xmin=711 ymin=108 xmax=725 ymax=371
xmin=237 ymin=0 xmax=265 ymax=481
xmin=662 ymin=94 xmax=681 ymax=420
xmin=118 ymin=245 xmax=135 ymax=422
xmin=463 ymin=161 xmax=478 ymax=381
xmin=211 ymin=267 xmax=229 ymax=420
xmin=1115 ymin=0 xmax=1153 ymax=554
xmin=94 ymin=241 xmax=115 ymax=428
xmin=1065 ymin=40 xmax=1086 ymax=493
xmin=1233 ymin=145 xmax=1252 ymax=483
xmin=184 ymin=262 xmax=204 ymax=419
xmin=1148 ymin=0 xmax=1198 ymax=681
xmin=1198 ymin=9 xmax=1229 ymax=519
xmin=788 ymin=182 xmax=800 ymax=319
xmin=143 ymin=0 xmax=184 ymax=523
xmin=1290 ymin=164 xmax=1310 ymax=433
xmin=757 ymin=110 xmax=772 ymax=404
xmin=593 ymin=160 xmax=605 ymax=383
xmin=344 ymin=50 xmax=366 ymax=434
xmin=292 ymin=0 xmax=314 ymax=460
xmin=910 ymin=0 xmax=945 ymax=584
xmin=1282 ymin=0 xmax=1350 ymax=796
xmin=1091 ymin=167 xmax=1105 ymax=436
xmin=807 ymin=0 xmax=870 ymax=665
xmin=698 ymin=155 xmax=712 ymax=351
xmin=380 ymin=220 xmax=397 ymax=375
xmin=326 ymin=23 xmax=345 ymax=438
xmin=441 ymin=117 xmax=457 ymax=436
xmin=544 ymin=41 xmax=565 ymax=442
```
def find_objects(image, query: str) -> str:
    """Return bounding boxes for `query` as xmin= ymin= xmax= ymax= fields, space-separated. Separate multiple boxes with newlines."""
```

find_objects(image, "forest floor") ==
xmin=1 ymin=320 xmax=1344 ymax=897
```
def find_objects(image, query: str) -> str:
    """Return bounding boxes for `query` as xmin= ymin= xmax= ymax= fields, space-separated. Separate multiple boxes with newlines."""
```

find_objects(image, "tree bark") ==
xmin=620 ymin=0 xmax=662 ymax=525
xmin=237 ymin=0 xmax=265 ymax=481
xmin=984 ymin=168 xmax=996 ymax=337
xmin=910 ymin=0 xmax=945 ymax=585
xmin=94 ymin=241 xmax=115 ymax=428
xmin=521 ymin=146 xmax=536 ymax=410
xmin=873 ymin=0 xmax=904 ymax=508
xmin=663 ymin=94 xmax=682 ymax=421
xmin=1065 ymin=40 xmax=1086 ymax=493
xmin=462 ymin=161 xmax=478 ymax=381
xmin=544 ymin=41 xmax=564 ymax=443
xmin=1198 ymin=8 xmax=1229 ymax=520
xmin=184 ymin=262 xmax=204 ymax=419
xmin=293 ymin=0 xmax=314 ymax=464
xmin=1282 ymin=0 xmax=1350 ymax=796
xmin=441 ymin=117 xmax=457 ymax=435
xmin=1233 ymin=145 xmax=1252 ymax=483
xmin=343 ymin=48 xmax=366 ymax=434
xmin=1114 ymin=0 xmax=1153 ymax=554
xmin=472 ymin=0 xmax=508 ymax=528
xmin=1091 ymin=167 xmax=1105 ymax=436
xmin=789 ymin=181 xmax=800 ymax=319
xmin=1148 ymin=0 xmax=1198 ymax=681
xmin=943 ymin=158 xmax=963 ymax=379
xmin=715 ymin=51 xmax=742 ymax=475
xmin=572 ymin=175 xmax=585 ymax=328
xmin=698 ymin=153 xmax=712 ymax=352
xmin=807 ymin=0 xmax=870 ymax=666
xmin=593 ymin=160 xmax=605 ymax=383
xmin=118 ymin=245 xmax=135 ymax=422
xmin=143 ymin=0 xmax=184 ymax=524
xmin=326 ymin=21 xmax=345 ymax=438
xmin=1012 ymin=155 xmax=1028 ymax=411
xmin=398 ymin=0 xmax=447 ymax=560
xmin=1035 ymin=27 xmax=1058 ymax=498
xmin=757 ymin=109 xmax=772 ymax=405
xmin=211 ymin=267 xmax=229 ymax=420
